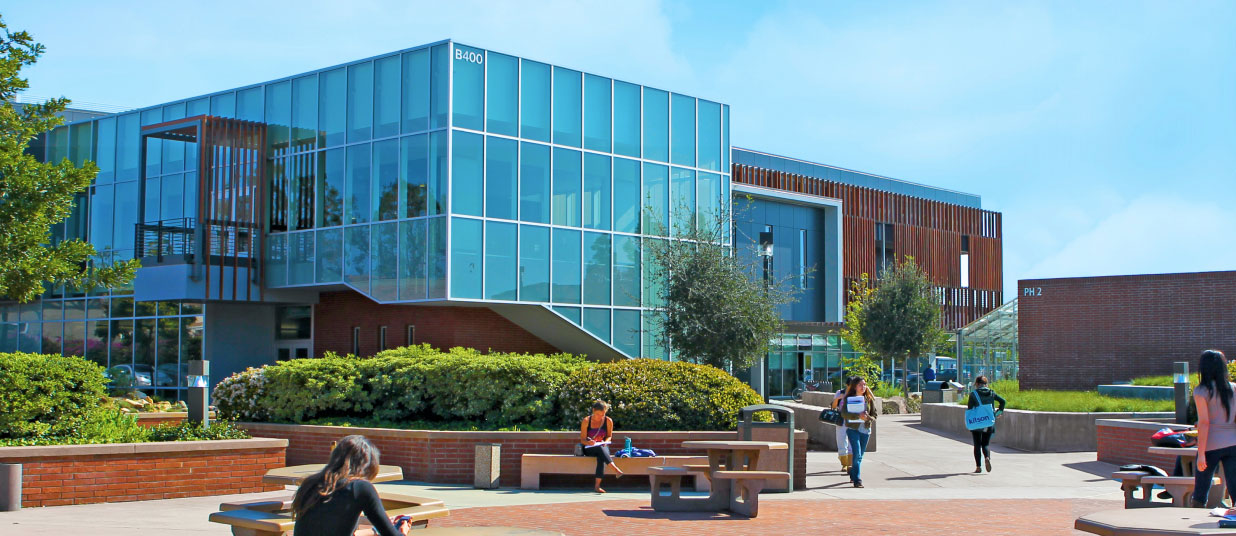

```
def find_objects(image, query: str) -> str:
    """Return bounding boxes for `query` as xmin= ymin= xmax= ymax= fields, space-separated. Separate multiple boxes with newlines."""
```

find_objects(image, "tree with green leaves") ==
xmin=857 ymin=257 xmax=945 ymax=397
xmin=839 ymin=273 xmax=883 ymax=389
xmin=0 ymin=16 xmax=137 ymax=302
xmin=643 ymin=201 xmax=799 ymax=372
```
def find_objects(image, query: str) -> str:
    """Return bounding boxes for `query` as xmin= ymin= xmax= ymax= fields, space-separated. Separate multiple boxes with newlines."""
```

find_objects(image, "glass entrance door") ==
xmin=275 ymin=340 xmax=311 ymax=361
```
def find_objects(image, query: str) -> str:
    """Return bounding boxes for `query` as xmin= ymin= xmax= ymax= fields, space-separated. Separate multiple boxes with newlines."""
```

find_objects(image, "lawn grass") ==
xmin=959 ymin=380 xmax=1174 ymax=413
xmin=1130 ymin=373 xmax=1199 ymax=387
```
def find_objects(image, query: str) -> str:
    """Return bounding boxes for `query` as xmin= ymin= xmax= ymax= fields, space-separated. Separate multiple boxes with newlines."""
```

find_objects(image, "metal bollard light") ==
xmin=0 ymin=463 xmax=20 ymax=511
xmin=1174 ymin=361 xmax=1190 ymax=425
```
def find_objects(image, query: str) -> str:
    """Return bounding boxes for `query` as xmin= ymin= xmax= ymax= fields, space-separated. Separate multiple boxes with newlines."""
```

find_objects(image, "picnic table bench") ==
xmin=520 ymin=454 xmax=710 ymax=491
xmin=648 ymin=441 xmax=789 ymax=518
xmin=1076 ymin=507 xmax=1236 ymax=535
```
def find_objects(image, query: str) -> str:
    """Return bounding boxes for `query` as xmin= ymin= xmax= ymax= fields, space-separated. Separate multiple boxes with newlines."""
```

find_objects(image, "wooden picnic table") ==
xmin=262 ymin=464 xmax=405 ymax=486
xmin=1076 ymin=507 xmax=1236 ymax=535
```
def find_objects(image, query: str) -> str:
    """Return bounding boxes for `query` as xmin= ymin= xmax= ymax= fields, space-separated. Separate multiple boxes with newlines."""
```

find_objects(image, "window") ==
xmin=551 ymin=228 xmax=581 ymax=304
xmin=318 ymin=148 xmax=345 ymax=226
xmin=486 ymin=137 xmax=517 ymax=220
xmin=583 ymin=74 xmax=611 ymax=152
xmin=698 ymin=100 xmax=721 ymax=171
xmin=613 ymin=235 xmax=640 ymax=307
xmin=378 ymin=326 xmax=387 ymax=351
xmin=519 ymin=225 xmax=550 ymax=302
xmin=374 ymin=55 xmax=400 ymax=139
xmin=452 ymin=45 xmax=484 ymax=130
xmin=670 ymin=168 xmax=694 ymax=237
xmin=319 ymin=68 xmax=346 ymax=147
xmin=799 ymin=229 xmax=808 ymax=289
xmin=520 ymin=142 xmax=551 ymax=223
xmin=643 ymin=88 xmax=668 ymax=162
xmin=371 ymin=222 xmax=398 ymax=300
xmin=452 ymin=130 xmax=484 ymax=216
xmin=402 ymin=133 xmax=429 ymax=218
xmin=402 ymin=48 xmax=430 ymax=133
xmin=875 ymin=223 xmax=895 ymax=275
xmin=487 ymin=52 xmax=518 ymax=135
xmin=450 ymin=217 xmax=483 ymax=299
xmin=670 ymin=94 xmax=695 ymax=167
xmin=398 ymin=218 xmax=428 ymax=300
xmin=485 ymin=221 xmax=518 ymax=301
xmin=960 ymin=235 xmax=970 ymax=288
xmin=346 ymin=144 xmax=371 ymax=223
xmin=520 ymin=60 xmax=551 ymax=141
xmin=406 ymin=324 xmax=415 ymax=345
xmin=430 ymin=44 xmax=450 ymax=129
xmin=613 ymin=81 xmax=640 ymax=158
xmin=642 ymin=164 xmax=668 ymax=236
xmin=613 ymin=158 xmax=640 ymax=233
xmin=552 ymin=148 xmax=581 ymax=227
xmin=583 ymin=232 xmax=611 ymax=305
xmin=374 ymin=139 xmax=399 ymax=220
xmin=352 ymin=326 xmax=360 ymax=355
xmin=583 ymin=153 xmax=610 ymax=230
xmin=277 ymin=306 xmax=313 ymax=339
xmin=552 ymin=67 xmax=581 ymax=147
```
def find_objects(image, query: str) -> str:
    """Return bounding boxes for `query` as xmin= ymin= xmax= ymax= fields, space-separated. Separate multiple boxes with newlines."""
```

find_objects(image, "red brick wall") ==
xmin=1096 ymin=420 xmax=1186 ymax=470
xmin=0 ymin=440 xmax=286 ymax=508
xmin=240 ymin=423 xmax=809 ymax=490
xmin=314 ymin=291 xmax=561 ymax=357
xmin=1019 ymin=271 xmax=1236 ymax=390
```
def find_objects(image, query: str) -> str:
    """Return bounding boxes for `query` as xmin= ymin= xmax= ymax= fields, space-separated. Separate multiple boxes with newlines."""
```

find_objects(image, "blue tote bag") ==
xmin=964 ymin=392 xmax=997 ymax=431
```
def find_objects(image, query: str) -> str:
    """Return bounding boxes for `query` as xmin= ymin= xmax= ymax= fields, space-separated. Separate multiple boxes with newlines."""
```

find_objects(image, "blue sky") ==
xmin=8 ymin=1 xmax=1235 ymax=300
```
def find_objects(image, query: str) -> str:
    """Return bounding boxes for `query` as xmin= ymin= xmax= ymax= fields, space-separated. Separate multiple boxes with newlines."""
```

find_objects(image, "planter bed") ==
xmin=920 ymin=403 xmax=1171 ymax=452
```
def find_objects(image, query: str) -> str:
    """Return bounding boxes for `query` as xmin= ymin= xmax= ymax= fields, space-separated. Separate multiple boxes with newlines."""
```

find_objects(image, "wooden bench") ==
xmin=1111 ymin=471 xmax=1157 ymax=509
xmin=1141 ymin=475 xmax=1221 ymax=508
xmin=713 ymin=470 xmax=789 ymax=518
xmin=520 ymin=454 xmax=710 ymax=491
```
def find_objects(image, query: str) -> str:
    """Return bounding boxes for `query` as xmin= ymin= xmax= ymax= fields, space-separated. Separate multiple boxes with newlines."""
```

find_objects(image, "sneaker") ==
xmin=1157 ymin=491 xmax=1172 ymax=500
xmin=974 ymin=467 xmax=982 ymax=474
xmin=985 ymin=458 xmax=992 ymax=472
xmin=853 ymin=481 xmax=864 ymax=488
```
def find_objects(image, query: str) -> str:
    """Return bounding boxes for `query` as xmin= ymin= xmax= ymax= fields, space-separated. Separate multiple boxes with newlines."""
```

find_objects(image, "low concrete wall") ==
xmin=920 ymin=403 xmax=1172 ymax=452
xmin=771 ymin=399 xmax=877 ymax=453
xmin=1097 ymin=418 xmax=1186 ymax=469
xmin=1097 ymin=385 xmax=1174 ymax=400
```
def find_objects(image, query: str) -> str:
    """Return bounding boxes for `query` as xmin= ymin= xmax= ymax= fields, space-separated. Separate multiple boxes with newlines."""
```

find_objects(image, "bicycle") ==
xmin=792 ymin=378 xmax=829 ymax=402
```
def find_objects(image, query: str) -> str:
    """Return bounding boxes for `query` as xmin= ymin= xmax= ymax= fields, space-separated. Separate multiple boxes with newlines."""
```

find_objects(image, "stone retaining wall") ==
xmin=920 ymin=403 xmax=1172 ymax=452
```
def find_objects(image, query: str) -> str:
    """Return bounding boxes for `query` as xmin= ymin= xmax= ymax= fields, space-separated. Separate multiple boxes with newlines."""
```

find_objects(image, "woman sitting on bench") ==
xmin=292 ymin=435 xmax=410 ymax=536
xmin=580 ymin=400 xmax=625 ymax=493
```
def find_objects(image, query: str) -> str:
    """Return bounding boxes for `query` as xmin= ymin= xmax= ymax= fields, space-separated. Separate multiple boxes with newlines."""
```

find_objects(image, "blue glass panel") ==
xmin=374 ymin=55 xmax=401 ymax=139
xmin=551 ymin=228 xmax=581 ymax=304
xmin=583 ymin=308 xmax=611 ymax=343
xmin=520 ymin=60 xmax=551 ymax=141
xmin=291 ymin=75 xmax=317 ymax=151
xmin=430 ymin=45 xmax=449 ymax=129
xmin=347 ymin=62 xmax=373 ymax=142
xmin=345 ymin=144 xmax=371 ymax=224
xmin=450 ymin=217 xmax=483 ymax=299
xmin=187 ymin=98 xmax=208 ymax=117
xmin=402 ymin=134 xmax=428 ymax=218
xmin=583 ymin=232 xmax=610 ymax=305
xmin=642 ymin=310 xmax=667 ymax=360
xmin=429 ymin=130 xmax=449 ymax=215
xmin=319 ymin=68 xmax=346 ymax=147
xmin=144 ymin=177 xmax=160 ymax=223
xmin=486 ymin=52 xmax=518 ymax=136
xmin=402 ymin=48 xmax=430 ymax=133
xmin=698 ymin=100 xmax=721 ymax=171
xmin=552 ymin=148 xmax=580 ymax=227
xmin=613 ymin=309 xmax=640 ymax=357
xmin=584 ymin=74 xmax=611 ymax=152
xmin=316 ymin=228 xmax=343 ymax=283
xmin=452 ymin=45 xmax=484 ymax=131
xmin=519 ymin=225 xmax=549 ymax=302
xmin=486 ymin=137 xmax=517 ymax=220
xmin=318 ymin=148 xmax=344 ymax=227
xmin=344 ymin=225 xmax=370 ymax=293
xmin=613 ymin=81 xmax=640 ymax=158
xmin=519 ymin=142 xmax=550 ymax=224
xmin=116 ymin=113 xmax=139 ymax=181
xmin=613 ymin=157 xmax=639 ymax=234
xmin=554 ymin=306 xmax=581 ymax=325
xmin=642 ymin=163 xmax=668 ymax=236
xmin=642 ymin=237 xmax=664 ymax=308
xmin=114 ymin=181 xmax=138 ymax=254
xmin=95 ymin=117 xmax=116 ymax=183
xmin=398 ymin=218 xmax=427 ymax=300
xmin=289 ymin=232 xmax=314 ymax=285
xmin=140 ymin=108 xmax=162 ymax=177
xmin=427 ymin=216 xmax=447 ymax=298
xmin=265 ymin=82 xmax=291 ymax=157
xmin=210 ymin=92 xmax=235 ymax=118
xmin=643 ymin=88 xmax=668 ymax=162
xmin=553 ymin=68 xmax=581 ymax=147
xmin=161 ymin=173 xmax=183 ymax=222
xmin=158 ymin=105 xmax=184 ymax=172
xmin=671 ymin=167 xmax=695 ymax=237
xmin=671 ymin=94 xmax=695 ymax=167
xmin=722 ymin=105 xmax=730 ymax=169
xmin=236 ymin=87 xmax=263 ymax=122
xmin=266 ymin=234 xmax=287 ymax=287
xmin=583 ymin=153 xmax=610 ymax=230
xmin=484 ymin=221 xmax=517 ymax=301
xmin=697 ymin=172 xmax=721 ymax=230
xmin=373 ymin=139 xmax=399 ymax=220
xmin=451 ymin=130 xmax=484 ymax=216
xmin=371 ymin=222 xmax=398 ymax=301
xmin=90 ymin=185 xmax=114 ymax=251
xmin=614 ymin=235 xmax=640 ymax=307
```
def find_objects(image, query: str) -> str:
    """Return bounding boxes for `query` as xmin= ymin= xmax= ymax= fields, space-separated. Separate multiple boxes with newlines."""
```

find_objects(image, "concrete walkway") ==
xmin=0 ymin=414 xmax=1123 ymax=535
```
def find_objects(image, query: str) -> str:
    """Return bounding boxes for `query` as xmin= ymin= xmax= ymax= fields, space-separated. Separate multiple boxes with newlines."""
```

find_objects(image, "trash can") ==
xmin=0 ymin=463 xmax=19 ymax=511
xmin=922 ymin=381 xmax=951 ymax=404
xmin=473 ymin=443 xmax=500 ymax=489
xmin=737 ymin=404 xmax=794 ymax=492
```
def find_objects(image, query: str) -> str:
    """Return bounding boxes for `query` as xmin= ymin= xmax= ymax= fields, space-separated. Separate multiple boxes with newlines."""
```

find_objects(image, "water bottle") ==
xmin=624 ymin=437 xmax=632 ymax=451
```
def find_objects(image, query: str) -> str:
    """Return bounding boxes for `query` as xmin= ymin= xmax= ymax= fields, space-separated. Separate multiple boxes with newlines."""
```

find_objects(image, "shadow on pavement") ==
xmin=886 ymin=472 xmax=974 ymax=481
xmin=602 ymin=507 xmax=748 ymax=521
xmin=1063 ymin=460 xmax=1119 ymax=480
xmin=903 ymin=422 xmax=1022 ymax=455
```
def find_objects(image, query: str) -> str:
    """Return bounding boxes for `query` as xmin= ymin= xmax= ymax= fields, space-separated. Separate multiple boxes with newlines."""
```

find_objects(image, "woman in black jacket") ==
xmin=291 ymin=435 xmax=410 ymax=536
xmin=968 ymin=376 xmax=1007 ymax=473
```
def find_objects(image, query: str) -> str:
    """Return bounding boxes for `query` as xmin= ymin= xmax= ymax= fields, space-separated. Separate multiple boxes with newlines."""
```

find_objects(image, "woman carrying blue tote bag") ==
xmin=965 ymin=376 xmax=1006 ymax=473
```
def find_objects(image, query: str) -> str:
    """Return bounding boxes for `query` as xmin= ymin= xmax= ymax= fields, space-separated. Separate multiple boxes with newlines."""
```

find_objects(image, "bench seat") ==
xmin=520 ymin=454 xmax=709 ymax=491
xmin=713 ymin=470 xmax=790 ymax=480
xmin=219 ymin=496 xmax=293 ymax=513
xmin=1142 ymin=476 xmax=1221 ymax=508
xmin=1111 ymin=471 xmax=1156 ymax=509
xmin=208 ymin=509 xmax=294 ymax=536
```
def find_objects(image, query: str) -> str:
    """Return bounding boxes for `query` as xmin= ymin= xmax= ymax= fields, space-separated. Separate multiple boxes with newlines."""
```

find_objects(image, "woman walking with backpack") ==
xmin=1190 ymin=350 xmax=1236 ymax=508
xmin=968 ymin=376 xmax=1006 ymax=473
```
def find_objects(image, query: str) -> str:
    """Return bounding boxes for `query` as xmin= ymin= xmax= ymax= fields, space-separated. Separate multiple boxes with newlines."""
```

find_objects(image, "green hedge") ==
xmin=0 ymin=352 xmax=109 ymax=439
xmin=558 ymin=359 xmax=763 ymax=431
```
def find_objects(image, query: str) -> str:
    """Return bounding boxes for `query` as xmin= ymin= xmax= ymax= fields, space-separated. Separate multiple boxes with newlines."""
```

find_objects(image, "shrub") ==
xmin=416 ymin=348 xmax=590 ymax=427
xmin=0 ymin=352 xmax=108 ymax=439
xmin=558 ymin=359 xmax=763 ymax=431
xmin=212 ymin=366 xmax=269 ymax=422
xmin=148 ymin=420 xmax=251 ymax=442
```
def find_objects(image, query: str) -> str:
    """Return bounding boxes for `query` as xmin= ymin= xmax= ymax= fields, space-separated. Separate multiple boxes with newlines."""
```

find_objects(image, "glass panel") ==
xmin=671 ymin=94 xmax=695 ymax=167
xmin=109 ymin=319 xmax=133 ymax=371
xmin=65 ymin=299 xmax=86 ymax=321
xmin=181 ymin=302 xmax=203 ymax=315
xmin=520 ymin=60 xmax=551 ymax=141
xmin=140 ymin=108 xmax=162 ymax=177
xmin=292 ymin=75 xmax=318 ymax=152
xmin=315 ymin=228 xmax=343 ymax=283
xmin=374 ymin=55 xmax=401 ymax=139
xmin=159 ymin=173 xmax=183 ymax=223
xmin=344 ymin=225 xmax=370 ymax=293
xmin=552 ymin=67 xmax=582 ymax=147
xmin=48 ymin=126 xmax=67 ymax=163
xmin=64 ymin=321 xmax=85 ymax=358
xmin=450 ymin=217 xmax=482 ymax=299
xmin=290 ymin=153 xmax=315 ymax=230
xmin=583 ymin=153 xmax=610 ymax=230
xmin=289 ymin=232 xmax=315 ymax=285
xmin=90 ymin=185 xmax=114 ymax=250
xmin=613 ymin=309 xmax=640 ymax=357
xmin=374 ymin=139 xmax=399 ymax=220
xmin=70 ymin=122 xmax=92 ymax=167
xmin=551 ymin=228 xmax=581 ymax=304
xmin=42 ymin=300 xmax=63 ymax=321
xmin=318 ymin=148 xmax=344 ymax=226
xmin=519 ymin=225 xmax=549 ymax=302
xmin=722 ymin=105 xmax=730 ymax=169
xmin=486 ymin=52 xmax=518 ymax=136
xmin=583 ymin=308 xmax=611 ymax=343
xmin=427 ymin=217 xmax=446 ymax=298
xmin=698 ymin=100 xmax=721 ymax=171
xmin=265 ymin=81 xmax=291 ymax=155
xmin=429 ymin=130 xmax=448 ymax=215
xmin=401 ymin=133 xmax=428 ymax=218
xmin=144 ymin=177 xmax=161 ymax=223
xmin=552 ymin=148 xmax=580 ymax=227
xmin=236 ymin=87 xmax=263 ymax=122
xmin=371 ymin=222 xmax=398 ymax=301
xmin=451 ymin=130 xmax=483 ymax=216
xmin=486 ymin=136 xmax=517 ymax=220
xmin=85 ymin=320 xmax=107 ymax=367
xmin=671 ymin=167 xmax=695 ymax=237
xmin=114 ymin=181 xmax=138 ymax=253
xmin=210 ymin=92 xmax=235 ymax=118
xmin=430 ymin=44 xmax=449 ymax=129
xmin=583 ymin=74 xmax=611 ymax=152
xmin=86 ymin=297 xmax=108 ymax=319
xmin=181 ymin=314 xmax=203 ymax=362
xmin=613 ymin=81 xmax=640 ymax=158
xmin=519 ymin=142 xmax=550 ymax=223
xmin=155 ymin=317 xmax=178 ymax=388
xmin=583 ymin=232 xmax=610 ymax=305
xmin=642 ymin=163 xmax=668 ymax=236
xmin=642 ymin=310 xmax=667 ymax=360
xmin=345 ymin=144 xmax=372 ymax=224
xmin=697 ymin=172 xmax=721 ymax=231
xmin=614 ymin=235 xmax=640 ymax=307
xmin=613 ymin=157 xmax=639 ymax=234
xmin=116 ymin=113 xmax=140 ymax=181
xmin=347 ymin=62 xmax=373 ymax=142
xmin=398 ymin=218 xmax=427 ymax=300
xmin=95 ymin=117 xmax=116 ymax=183
xmin=319 ymin=68 xmax=346 ymax=147
xmin=484 ymin=221 xmax=517 ymax=301
xmin=187 ymin=98 xmax=208 ymax=117
xmin=18 ymin=322 xmax=40 ymax=353
xmin=112 ymin=297 xmax=135 ymax=318
xmin=642 ymin=238 xmax=664 ymax=309
xmin=554 ymin=306 xmax=581 ymax=325
xmin=452 ymin=44 xmax=484 ymax=131
xmin=643 ymin=88 xmax=668 ymax=163
xmin=266 ymin=233 xmax=288 ymax=287
xmin=402 ymin=48 xmax=430 ymax=133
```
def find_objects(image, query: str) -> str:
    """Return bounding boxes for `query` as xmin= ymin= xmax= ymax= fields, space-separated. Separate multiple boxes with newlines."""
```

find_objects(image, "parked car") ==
xmin=104 ymin=364 xmax=154 ymax=388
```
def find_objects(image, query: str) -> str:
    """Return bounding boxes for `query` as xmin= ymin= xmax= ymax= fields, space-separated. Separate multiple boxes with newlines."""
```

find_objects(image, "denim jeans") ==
xmin=1193 ymin=444 xmax=1236 ymax=505
xmin=846 ymin=428 xmax=870 ymax=483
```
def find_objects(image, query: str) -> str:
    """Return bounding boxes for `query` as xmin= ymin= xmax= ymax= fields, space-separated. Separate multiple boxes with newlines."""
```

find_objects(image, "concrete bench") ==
xmin=520 ymin=454 xmax=710 ymax=491
xmin=219 ymin=496 xmax=293 ymax=513
xmin=713 ymin=470 xmax=790 ymax=518
xmin=1141 ymin=475 xmax=1221 ymax=508
xmin=1111 ymin=471 xmax=1157 ymax=509
xmin=210 ymin=499 xmax=449 ymax=535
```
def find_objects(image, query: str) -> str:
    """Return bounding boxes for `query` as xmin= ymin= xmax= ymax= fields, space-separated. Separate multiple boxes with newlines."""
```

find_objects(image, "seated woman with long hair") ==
xmin=292 ymin=435 xmax=410 ymax=536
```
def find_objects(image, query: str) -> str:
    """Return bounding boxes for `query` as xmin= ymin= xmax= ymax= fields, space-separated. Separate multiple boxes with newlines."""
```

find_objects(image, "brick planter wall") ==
xmin=133 ymin=412 xmax=216 ymax=428
xmin=1096 ymin=419 xmax=1188 ymax=470
xmin=239 ymin=423 xmax=809 ymax=490
xmin=0 ymin=438 xmax=287 ymax=508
